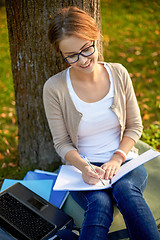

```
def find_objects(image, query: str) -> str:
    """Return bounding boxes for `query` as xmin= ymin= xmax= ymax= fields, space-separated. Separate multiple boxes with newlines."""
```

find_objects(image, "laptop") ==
xmin=0 ymin=182 xmax=73 ymax=240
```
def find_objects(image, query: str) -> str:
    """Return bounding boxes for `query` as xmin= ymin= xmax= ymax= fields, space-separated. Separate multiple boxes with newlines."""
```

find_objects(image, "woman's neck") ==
xmin=68 ymin=62 xmax=110 ymax=103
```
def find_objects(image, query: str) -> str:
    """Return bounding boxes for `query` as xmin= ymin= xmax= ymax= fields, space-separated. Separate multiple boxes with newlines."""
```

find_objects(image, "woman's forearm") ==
xmin=118 ymin=136 xmax=136 ymax=155
xmin=65 ymin=150 xmax=88 ymax=171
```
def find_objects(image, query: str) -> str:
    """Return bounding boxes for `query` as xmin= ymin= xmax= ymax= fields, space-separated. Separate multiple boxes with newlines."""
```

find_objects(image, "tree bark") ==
xmin=5 ymin=0 xmax=103 ymax=170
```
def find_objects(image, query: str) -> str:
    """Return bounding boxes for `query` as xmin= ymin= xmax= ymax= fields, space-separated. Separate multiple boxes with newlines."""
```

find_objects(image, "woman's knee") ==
xmin=112 ymin=175 xmax=149 ymax=218
xmin=113 ymin=180 xmax=141 ymax=207
xmin=85 ymin=190 xmax=113 ymax=212
xmin=113 ymin=164 xmax=148 ymax=196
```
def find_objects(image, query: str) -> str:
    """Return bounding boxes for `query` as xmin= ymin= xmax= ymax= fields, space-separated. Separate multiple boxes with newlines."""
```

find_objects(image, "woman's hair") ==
xmin=48 ymin=6 xmax=100 ymax=52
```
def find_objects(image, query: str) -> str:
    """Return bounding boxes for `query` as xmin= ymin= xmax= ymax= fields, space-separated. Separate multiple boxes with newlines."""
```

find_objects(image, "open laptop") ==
xmin=0 ymin=182 xmax=73 ymax=240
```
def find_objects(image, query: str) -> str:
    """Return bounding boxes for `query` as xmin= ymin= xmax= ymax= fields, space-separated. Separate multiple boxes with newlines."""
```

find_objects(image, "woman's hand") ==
xmin=101 ymin=154 xmax=123 ymax=180
xmin=82 ymin=164 xmax=105 ymax=185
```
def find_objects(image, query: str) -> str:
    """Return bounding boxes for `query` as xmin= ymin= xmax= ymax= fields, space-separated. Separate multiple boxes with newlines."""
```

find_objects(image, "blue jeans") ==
xmin=70 ymin=163 xmax=160 ymax=240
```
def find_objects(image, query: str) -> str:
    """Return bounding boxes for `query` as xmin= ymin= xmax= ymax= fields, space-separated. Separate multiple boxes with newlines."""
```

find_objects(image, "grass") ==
xmin=0 ymin=0 xmax=160 ymax=230
xmin=0 ymin=6 xmax=31 ymax=184
xmin=101 ymin=0 xmax=160 ymax=131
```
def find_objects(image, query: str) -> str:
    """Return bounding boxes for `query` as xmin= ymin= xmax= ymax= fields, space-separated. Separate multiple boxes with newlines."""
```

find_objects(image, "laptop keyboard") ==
xmin=0 ymin=193 xmax=56 ymax=240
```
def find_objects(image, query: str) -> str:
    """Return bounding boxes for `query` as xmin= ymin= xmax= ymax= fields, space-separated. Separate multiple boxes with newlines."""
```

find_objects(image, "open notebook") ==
xmin=53 ymin=149 xmax=160 ymax=191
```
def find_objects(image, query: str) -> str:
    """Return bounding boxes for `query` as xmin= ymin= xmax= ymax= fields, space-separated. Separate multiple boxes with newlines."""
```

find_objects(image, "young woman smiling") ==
xmin=43 ymin=6 xmax=160 ymax=240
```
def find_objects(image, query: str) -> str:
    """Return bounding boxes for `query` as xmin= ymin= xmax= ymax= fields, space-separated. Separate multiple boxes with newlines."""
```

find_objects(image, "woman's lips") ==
xmin=80 ymin=60 xmax=92 ymax=69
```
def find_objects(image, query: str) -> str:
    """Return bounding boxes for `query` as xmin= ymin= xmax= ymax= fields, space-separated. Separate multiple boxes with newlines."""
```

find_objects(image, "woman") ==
xmin=43 ymin=6 xmax=160 ymax=240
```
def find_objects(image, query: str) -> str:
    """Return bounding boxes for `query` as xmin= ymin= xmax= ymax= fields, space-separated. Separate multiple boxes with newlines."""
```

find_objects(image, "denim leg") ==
xmin=70 ymin=189 xmax=113 ymax=240
xmin=112 ymin=164 xmax=160 ymax=240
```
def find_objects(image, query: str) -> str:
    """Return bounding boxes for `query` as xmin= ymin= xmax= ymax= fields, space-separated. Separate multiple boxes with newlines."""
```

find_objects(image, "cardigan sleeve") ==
xmin=43 ymin=77 xmax=77 ymax=161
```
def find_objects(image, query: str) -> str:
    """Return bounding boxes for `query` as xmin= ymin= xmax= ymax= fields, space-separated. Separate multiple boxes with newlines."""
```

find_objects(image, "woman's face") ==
xmin=59 ymin=36 xmax=98 ymax=74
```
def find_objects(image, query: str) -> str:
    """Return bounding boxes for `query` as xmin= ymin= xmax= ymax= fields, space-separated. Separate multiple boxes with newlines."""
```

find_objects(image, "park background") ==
xmin=0 ymin=0 xmax=160 ymax=226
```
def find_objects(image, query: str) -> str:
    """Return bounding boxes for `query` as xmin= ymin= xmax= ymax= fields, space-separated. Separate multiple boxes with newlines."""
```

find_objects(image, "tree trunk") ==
xmin=5 ymin=0 xmax=103 ymax=170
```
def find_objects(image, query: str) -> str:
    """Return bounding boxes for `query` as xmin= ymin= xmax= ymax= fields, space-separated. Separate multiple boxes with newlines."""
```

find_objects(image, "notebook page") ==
xmin=53 ymin=165 xmax=111 ymax=191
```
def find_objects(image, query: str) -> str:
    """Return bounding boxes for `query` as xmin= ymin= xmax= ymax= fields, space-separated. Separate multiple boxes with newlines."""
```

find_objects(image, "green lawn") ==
xmin=101 ymin=0 xmax=160 ymax=150
xmin=0 ymin=6 xmax=29 ymax=184
xmin=0 ymin=0 xmax=160 ymax=232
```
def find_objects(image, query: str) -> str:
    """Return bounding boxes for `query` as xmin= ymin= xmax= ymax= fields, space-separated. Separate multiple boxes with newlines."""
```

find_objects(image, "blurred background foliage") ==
xmin=101 ymin=0 xmax=160 ymax=151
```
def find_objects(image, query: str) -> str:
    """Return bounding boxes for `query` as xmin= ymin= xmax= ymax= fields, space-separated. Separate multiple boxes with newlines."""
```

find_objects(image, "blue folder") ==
xmin=23 ymin=170 xmax=57 ymax=181
xmin=23 ymin=170 xmax=69 ymax=208
xmin=0 ymin=179 xmax=53 ymax=202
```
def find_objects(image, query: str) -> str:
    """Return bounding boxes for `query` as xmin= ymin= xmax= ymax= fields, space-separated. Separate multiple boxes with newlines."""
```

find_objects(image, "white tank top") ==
xmin=66 ymin=63 xmax=122 ymax=163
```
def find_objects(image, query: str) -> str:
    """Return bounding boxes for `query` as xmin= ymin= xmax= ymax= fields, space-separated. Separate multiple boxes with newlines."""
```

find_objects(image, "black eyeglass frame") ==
xmin=61 ymin=41 xmax=95 ymax=64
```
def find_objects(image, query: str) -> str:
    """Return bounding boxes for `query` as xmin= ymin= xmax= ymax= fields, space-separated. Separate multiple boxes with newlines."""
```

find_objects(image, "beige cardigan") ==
xmin=43 ymin=63 xmax=143 ymax=163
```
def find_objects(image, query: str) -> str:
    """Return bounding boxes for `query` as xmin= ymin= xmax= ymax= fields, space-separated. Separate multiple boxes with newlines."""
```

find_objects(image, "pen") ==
xmin=82 ymin=156 xmax=105 ymax=186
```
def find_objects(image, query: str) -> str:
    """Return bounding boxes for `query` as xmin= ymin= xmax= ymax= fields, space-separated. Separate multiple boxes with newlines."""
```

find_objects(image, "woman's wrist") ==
xmin=114 ymin=149 xmax=127 ymax=163
xmin=111 ymin=153 xmax=124 ymax=164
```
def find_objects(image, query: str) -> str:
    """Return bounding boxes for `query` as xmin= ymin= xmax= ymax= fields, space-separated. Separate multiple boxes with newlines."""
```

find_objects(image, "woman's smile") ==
xmin=80 ymin=60 xmax=92 ymax=69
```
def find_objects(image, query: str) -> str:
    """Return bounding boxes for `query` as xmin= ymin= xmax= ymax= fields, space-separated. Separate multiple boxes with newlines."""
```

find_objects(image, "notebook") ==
xmin=53 ymin=149 xmax=160 ymax=191
xmin=1 ymin=179 xmax=53 ymax=203
xmin=0 ymin=182 xmax=73 ymax=240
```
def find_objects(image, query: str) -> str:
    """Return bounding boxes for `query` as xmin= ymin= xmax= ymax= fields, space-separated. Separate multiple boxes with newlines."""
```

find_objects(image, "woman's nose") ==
xmin=78 ymin=54 xmax=88 ymax=64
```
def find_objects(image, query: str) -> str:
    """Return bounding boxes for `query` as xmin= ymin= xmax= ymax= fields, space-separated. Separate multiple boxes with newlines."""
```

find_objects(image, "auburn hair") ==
xmin=48 ymin=6 xmax=100 ymax=52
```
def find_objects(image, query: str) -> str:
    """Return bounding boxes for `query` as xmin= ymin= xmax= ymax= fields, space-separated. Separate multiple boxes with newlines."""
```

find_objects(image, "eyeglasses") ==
xmin=62 ymin=41 xmax=95 ymax=64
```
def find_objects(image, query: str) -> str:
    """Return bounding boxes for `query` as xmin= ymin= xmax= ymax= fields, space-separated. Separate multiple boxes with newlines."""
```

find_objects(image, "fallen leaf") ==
xmin=142 ymin=104 xmax=150 ymax=110
xmin=135 ymin=51 xmax=141 ymax=55
xmin=0 ymin=113 xmax=7 ymax=118
xmin=8 ymin=162 xmax=17 ymax=167
xmin=127 ymin=57 xmax=134 ymax=62
xmin=148 ymin=69 xmax=156 ymax=74
xmin=155 ymin=29 xmax=159 ymax=35
xmin=8 ymin=112 xmax=13 ymax=117
xmin=3 ymin=130 xmax=9 ymax=134
xmin=143 ymin=113 xmax=150 ymax=120
xmin=153 ymin=61 xmax=158 ymax=66
xmin=4 ymin=139 xmax=9 ymax=146
xmin=152 ymin=52 xmax=158 ymax=57
xmin=143 ymin=113 xmax=155 ymax=120
xmin=146 ymin=78 xmax=153 ymax=83
xmin=135 ymin=73 xmax=141 ymax=77
xmin=129 ymin=73 xmax=133 ymax=77
xmin=135 ymin=46 xmax=142 ymax=51
xmin=153 ymin=121 xmax=160 ymax=125
xmin=12 ymin=117 xmax=16 ymax=124
xmin=0 ymin=153 xmax=4 ymax=160
xmin=118 ymin=52 xmax=126 ymax=58
xmin=1 ymin=163 xmax=7 ymax=168
xmin=6 ymin=149 xmax=10 ymax=154
xmin=136 ymin=92 xmax=144 ymax=97
xmin=142 ymin=98 xmax=150 ymax=102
